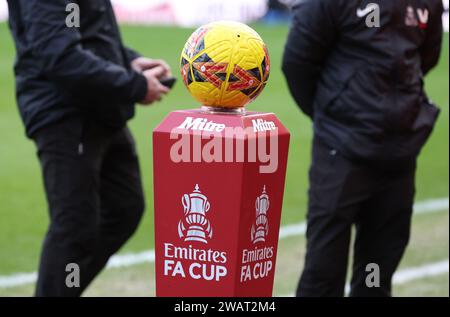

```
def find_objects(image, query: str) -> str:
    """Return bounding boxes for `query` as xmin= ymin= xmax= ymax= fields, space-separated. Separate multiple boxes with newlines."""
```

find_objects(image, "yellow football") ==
xmin=180 ymin=21 xmax=270 ymax=109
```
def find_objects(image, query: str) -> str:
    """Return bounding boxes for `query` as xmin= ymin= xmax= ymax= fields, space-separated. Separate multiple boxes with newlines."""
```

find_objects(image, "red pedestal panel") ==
xmin=153 ymin=109 xmax=290 ymax=297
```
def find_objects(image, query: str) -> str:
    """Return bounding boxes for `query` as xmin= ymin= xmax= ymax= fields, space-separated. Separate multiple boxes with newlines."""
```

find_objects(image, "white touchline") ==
xmin=277 ymin=197 xmax=449 ymax=240
xmin=0 ymin=197 xmax=448 ymax=289
xmin=342 ymin=260 xmax=450 ymax=296
xmin=278 ymin=260 xmax=450 ymax=297
xmin=107 ymin=250 xmax=155 ymax=269
xmin=393 ymin=260 xmax=449 ymax=285
xmin=413 ymin=198 xmax=449 ymax=215
xmin=0 ymin=272 xmax=37 ymax=289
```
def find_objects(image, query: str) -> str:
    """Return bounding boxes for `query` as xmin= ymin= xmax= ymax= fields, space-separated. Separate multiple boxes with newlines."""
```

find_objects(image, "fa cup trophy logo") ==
xmin=251 ymin=186 xmax=270 ymax=244
xmin=178 ymin=184 xmax=213 ymax=244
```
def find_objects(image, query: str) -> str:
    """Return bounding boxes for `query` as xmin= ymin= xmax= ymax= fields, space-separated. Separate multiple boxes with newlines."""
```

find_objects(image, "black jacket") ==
xmin=282 ymin=0 xmax=443 ymax=161
xmin=7 ymin=0 xmax=148 ymax=137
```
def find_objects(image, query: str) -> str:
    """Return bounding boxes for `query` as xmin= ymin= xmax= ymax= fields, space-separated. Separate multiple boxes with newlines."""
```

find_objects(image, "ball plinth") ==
xmin=200 ymin=105 xmax=246 ymax=115
xmin=180 ymin=21 xmax=270 ymax=110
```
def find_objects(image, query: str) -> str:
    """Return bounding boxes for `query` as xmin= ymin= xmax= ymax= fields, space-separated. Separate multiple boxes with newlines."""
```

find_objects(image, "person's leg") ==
xmin=297 ymin=137 xmax=373 ymax=297
xmin=350 ymin=164 xmax=416 ymax=297
xmin=34 ymin=117 xmax=105 ymax=297
xmin=81 ymin=127 xmax=145 ymax=284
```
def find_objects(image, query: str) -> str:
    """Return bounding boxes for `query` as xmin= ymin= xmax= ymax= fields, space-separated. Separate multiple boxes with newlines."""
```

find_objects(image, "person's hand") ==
xmin=131 ymin=57 xmax=172 ymax=78
xmin=139 ymin=66 xmax=170 ymax=106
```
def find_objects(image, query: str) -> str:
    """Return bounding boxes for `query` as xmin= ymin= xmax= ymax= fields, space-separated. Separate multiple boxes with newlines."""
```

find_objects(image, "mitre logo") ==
xmin=177 ymin=117 xmax=226 ymax=132
xmin=178 ymin=184 xmax=213 ymax=244
xmin=251 ymin=186 xmax=270 ymax=244
xmin=252 ymin=119 xmax=276 ymax=132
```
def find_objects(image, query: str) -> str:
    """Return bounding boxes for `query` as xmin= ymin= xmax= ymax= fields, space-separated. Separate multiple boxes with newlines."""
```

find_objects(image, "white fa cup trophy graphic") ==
xmin=178 ymin=184 xmax=213 ymax=244
xmin=251 ymin=186 xmax=270 ymax=244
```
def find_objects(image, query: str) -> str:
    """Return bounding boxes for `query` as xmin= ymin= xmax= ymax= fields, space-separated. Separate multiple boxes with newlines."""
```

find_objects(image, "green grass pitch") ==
xmin=0 ymin=23 xmax=448 ymax=295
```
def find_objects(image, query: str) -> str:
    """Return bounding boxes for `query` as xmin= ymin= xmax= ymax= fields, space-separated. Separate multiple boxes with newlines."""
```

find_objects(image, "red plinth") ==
xmin=153 ymin=109 xmax=290 ymax=297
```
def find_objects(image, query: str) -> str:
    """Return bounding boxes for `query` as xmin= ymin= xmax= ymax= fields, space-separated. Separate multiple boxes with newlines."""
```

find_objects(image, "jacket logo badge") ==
xmin=357 ymin=3 xmax=380 ymax=28
xmin=405 ymin=6 xmax=429 ymax=29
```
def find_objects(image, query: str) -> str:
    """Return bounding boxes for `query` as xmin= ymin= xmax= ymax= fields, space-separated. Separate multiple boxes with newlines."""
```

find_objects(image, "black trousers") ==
xmin=33 ymin=116 xmax=145 ymax=297
xmin=297 ymin=137 xmax=416 ymax=297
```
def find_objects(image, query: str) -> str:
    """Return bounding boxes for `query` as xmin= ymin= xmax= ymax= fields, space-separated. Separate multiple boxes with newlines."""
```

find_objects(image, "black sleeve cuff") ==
xmin=125 ymin=47 xmax=141 ymax=64
xmin=129 ymin=72 xmax=148 ymax=103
